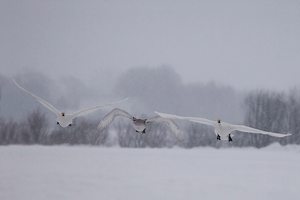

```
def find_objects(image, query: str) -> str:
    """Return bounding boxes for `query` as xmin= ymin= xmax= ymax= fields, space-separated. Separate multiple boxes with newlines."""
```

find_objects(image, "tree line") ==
xmin=0 ymin=89 xmax=299 ymax=148
xmin=0 ymin=67 xmax=299 ymax=148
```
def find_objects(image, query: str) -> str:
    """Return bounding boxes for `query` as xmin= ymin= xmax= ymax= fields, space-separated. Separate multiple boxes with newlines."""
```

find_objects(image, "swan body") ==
xmin=98 ymin=108 xmax=181 ymax=136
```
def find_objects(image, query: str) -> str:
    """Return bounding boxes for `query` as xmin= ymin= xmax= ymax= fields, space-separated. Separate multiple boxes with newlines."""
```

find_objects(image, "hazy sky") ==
xmin=1 ymin=0 xmax=300 ymax=90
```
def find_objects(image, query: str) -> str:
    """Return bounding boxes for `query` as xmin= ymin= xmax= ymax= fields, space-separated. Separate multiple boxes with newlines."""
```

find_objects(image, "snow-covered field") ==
xmin=0 ymin=145 xmax=299 ymax=200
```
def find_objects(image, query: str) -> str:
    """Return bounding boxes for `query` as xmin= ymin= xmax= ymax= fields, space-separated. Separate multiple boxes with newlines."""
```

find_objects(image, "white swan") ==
xmin=12 ymin=79 xmax=128 ymax=128
xmin=155 ymin=111 xmax=292 ymax=141
xmin=97 ymin=108 xmax=181 ymax=137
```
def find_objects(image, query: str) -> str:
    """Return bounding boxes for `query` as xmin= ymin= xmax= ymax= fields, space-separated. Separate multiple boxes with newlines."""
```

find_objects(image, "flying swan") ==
xmin=97 ymin=108 xmax=181 ymax=138
xmin=12 ymin=79 xmax=128 ymax=128
xmin=155 ymin=111 xmax=292 ymax=142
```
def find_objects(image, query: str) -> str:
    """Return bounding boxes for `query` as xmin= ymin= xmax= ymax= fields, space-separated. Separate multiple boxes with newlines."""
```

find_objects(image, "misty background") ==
xmin=0 ymin=0 xmax=300 ymax=147
xmin=0 ymin=66 xmax=300 ymax=148
xmin=1 ymin=0 xmax=300 ymax=90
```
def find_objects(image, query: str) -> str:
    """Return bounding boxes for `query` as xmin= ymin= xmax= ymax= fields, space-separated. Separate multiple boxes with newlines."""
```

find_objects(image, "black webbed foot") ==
xmin=142 ymin=129 xmax=146 ymax=134
xmin=57 ymin=122 xmax=59 ymax=125
xmin=228 ymin=134 xmax=233 ymax=142
xmin=217 ymin=134 xmax=221 ymax=140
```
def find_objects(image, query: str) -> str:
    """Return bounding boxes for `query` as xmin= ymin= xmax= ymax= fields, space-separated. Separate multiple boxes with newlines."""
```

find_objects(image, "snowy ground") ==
xmin=0 ymin=145 xmax=299 ymax=200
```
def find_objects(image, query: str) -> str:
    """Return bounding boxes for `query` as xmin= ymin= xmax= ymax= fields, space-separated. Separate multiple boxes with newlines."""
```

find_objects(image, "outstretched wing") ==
xmin=232 ymin=124 xmax=292 ymax=138
xmin=12 ymin=79 xmax=60 ymax=115
xmin=155 ymin=111 xmax=215 ymax=127
xmin=147 ymin=116 xmax=183 ymax=140
xmin=71 ymin=98 xmax=129 ymax=118
xmin=97 ymin=108 xmax=133 ymax=130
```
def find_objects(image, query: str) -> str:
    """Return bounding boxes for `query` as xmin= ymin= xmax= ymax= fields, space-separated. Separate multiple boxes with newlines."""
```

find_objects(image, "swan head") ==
xmin=133 ymin=117 xmax=146 ymax=124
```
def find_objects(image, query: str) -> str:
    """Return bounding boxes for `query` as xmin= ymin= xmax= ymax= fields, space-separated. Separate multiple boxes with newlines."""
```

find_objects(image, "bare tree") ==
xmin=286 ymin=88 xmax=300 ymax=144
xmin=26 ymin=109 xmax=48 ymax=144
xmin=244 ymin=90 xmax=289 ymax=147
xmin=0 ymin=74 xmax=6 ymax=112
xmin=0 ymin=119 xmax=17 ymax=144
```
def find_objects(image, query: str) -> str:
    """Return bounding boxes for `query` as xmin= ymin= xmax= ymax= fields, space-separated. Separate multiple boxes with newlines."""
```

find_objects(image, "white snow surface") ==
xmin=0 ymin=144 xmax=299 ymax=200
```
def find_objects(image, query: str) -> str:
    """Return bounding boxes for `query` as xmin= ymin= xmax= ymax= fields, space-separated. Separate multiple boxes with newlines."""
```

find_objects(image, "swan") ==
xmin=155 ymin=111 xmax=292 ymax=141
xmin=12 ymin=79 xmax=128 ymax=128
xmin=97 ymin=108 xmax=181 ymax=137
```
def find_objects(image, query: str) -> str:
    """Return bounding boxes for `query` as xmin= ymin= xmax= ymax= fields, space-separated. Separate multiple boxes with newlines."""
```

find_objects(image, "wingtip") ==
xmin=278 ymin=133 xmax=292 ymax=137
xmin=120 ymin=97 xmax=128 ymax=102
xmin=11 ymin=78 xmax=26 ymax=91
xmin=11 ymin=78 xmax=18 ymax=85
xmin=118 ymin=97 xmax=129 ymax=103
xmin=155 ymin=111 xmax=167 ymax=116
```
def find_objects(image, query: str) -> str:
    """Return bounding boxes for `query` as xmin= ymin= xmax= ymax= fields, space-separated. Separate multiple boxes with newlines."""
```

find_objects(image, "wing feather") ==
xmin=155 ymin=111 xmax=215 ymax=127
xmin=12 ymin=79 xmax=60 ymax=115
xmin=71 ymin=98 xmax=129 ymax=118
xmin=97 ymin=108 xmax=133 ymax=130
xmin=147 ymin=116 xmax=183 ymax=140
xmin=232 ymin=124 xmax=292 ymax=138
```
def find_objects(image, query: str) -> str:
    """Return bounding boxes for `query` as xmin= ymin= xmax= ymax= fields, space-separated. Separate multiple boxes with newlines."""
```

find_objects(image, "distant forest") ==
xmin=0 ymin=67 xmax=299 ymax=148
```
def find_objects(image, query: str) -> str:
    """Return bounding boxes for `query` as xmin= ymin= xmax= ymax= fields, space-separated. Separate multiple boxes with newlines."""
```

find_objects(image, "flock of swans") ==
xmin=12 ymin=79 xmax=292 ymax=142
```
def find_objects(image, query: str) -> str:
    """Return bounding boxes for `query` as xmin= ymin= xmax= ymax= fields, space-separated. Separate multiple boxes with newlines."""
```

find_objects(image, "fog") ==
xmin=1 ymin=66 xmax=300 ymax=148
xmin=1 ymin=0 xmax=300 ymax=90
xmin=0 ymin=1 xmax=300 ymax=147
xmin=0 ymin=66 xmax=244 ymax=122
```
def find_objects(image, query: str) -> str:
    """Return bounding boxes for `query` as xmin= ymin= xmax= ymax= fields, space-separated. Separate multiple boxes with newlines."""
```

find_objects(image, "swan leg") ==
xmin=217 ymin=134 xmax=221 ymax=140
xmin=228 ymin=134 xmax=233 ymax=142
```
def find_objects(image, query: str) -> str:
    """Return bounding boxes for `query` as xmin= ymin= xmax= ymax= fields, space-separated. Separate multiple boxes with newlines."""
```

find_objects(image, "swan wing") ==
xmin=147 ymin=116 xmax=183 ymax=140
xmin=71 ymin=97 xmax=129 ymax=118
xmin=12 ymin=79 xmax=60 ymax=115
xmin=232 ymin=124 xmax=292 ymax=138
xmin=155 ymin=111 xmax=215 ymax=127
xmin=97 ymin=108 xmax=132 ymax=130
